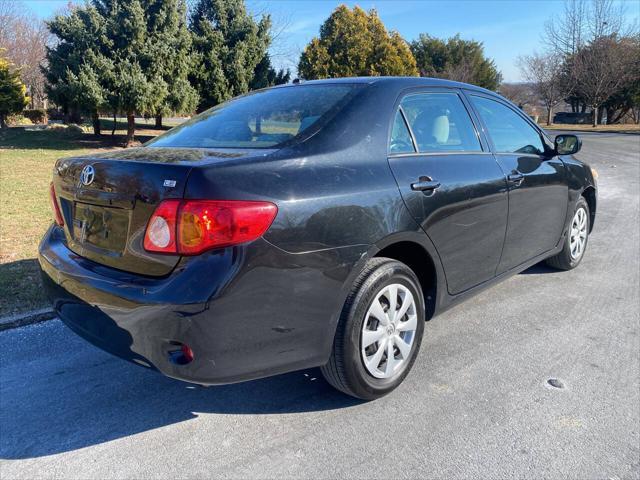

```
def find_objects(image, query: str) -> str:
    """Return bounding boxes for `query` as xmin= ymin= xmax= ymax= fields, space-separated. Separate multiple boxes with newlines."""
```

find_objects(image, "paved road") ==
xmin=1 ymin=133 xmax=639 ymax=479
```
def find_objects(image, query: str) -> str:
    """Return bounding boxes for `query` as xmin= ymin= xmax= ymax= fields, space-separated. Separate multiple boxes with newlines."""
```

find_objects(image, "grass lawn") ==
xmin=0 ymin=120 xmax=174 ymax=317
xmin=542 ymin=123 xmax=640 ymax=132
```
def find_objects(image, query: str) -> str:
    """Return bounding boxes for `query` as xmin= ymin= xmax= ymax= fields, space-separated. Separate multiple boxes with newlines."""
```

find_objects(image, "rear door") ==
xmin=387 ymin=88 xmax=509 ymax=295
xmin=466 ymin=93 xmax=568 ymax=274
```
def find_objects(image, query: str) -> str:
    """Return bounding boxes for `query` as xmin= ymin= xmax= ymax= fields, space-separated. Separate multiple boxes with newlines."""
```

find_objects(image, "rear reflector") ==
xmin=181 ymin=344 xmax=194 ymax=363
xmin=49 ymin=183 xmax=64 ymax=226
xmin=144 ymin=199 xmax=277 ymax=255
xmin=167 ymin=343 xmax=194 ymax=365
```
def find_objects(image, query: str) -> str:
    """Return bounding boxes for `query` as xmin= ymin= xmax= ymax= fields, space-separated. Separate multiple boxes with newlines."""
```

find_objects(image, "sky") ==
xmin=24 ymin=0 xmax=640 ymax=82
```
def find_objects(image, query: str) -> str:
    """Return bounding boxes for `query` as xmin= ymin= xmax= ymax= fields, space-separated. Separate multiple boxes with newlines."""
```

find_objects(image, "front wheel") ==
xmin=321 ymin=257 xmax=425 ymax=400
xmin=546 ymin=197 xmax=590 ymax=270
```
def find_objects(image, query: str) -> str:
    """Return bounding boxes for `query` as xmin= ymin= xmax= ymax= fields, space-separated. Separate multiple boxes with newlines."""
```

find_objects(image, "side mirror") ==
xmin=554 ymin=134 xmax=582 ymax=155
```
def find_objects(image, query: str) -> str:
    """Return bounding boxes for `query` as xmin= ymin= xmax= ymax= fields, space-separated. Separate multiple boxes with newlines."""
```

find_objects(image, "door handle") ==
xmin=411 ymin=177 xmax=441 ymax=192
xmin=507 ymin=172 xmax=524 ymax=185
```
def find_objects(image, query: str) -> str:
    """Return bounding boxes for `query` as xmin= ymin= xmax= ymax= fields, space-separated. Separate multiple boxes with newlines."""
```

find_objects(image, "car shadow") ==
xmin=519 ymin=263 xmax=558 ymax=275
xmin=0 ymin=321 xmax=362 ymax=460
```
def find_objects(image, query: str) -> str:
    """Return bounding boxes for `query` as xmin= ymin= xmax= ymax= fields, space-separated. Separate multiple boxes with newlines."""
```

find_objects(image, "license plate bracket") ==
xmin=72 ymin=202 xmax=130 ymax=252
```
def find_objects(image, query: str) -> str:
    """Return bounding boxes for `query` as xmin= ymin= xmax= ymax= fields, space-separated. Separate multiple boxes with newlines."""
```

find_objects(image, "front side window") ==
xmin=399 ymin=92 xmax=482 ymax=153
xmin=470 ymin=95 xmax=545 ymax=155
xmin=147 ymin=84 xmax=362 ymax=149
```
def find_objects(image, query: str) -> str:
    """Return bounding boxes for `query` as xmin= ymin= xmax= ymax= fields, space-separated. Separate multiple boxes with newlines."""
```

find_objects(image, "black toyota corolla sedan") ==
xmin=40 ymin=77 xmax=597 ymax=400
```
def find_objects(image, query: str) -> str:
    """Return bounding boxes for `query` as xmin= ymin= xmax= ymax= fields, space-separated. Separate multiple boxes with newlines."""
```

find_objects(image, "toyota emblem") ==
xmin=80 ymin=165 xmax=95 ymax=186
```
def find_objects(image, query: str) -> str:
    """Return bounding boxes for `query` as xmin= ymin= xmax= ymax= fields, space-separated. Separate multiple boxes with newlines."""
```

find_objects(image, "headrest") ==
xmin=431 ymin=115 xmax=450 ymax=144
xmin=414 ymin=110 xmax=451 ymax=145
xmin=217 ymin=121 xmax=252 ymax=141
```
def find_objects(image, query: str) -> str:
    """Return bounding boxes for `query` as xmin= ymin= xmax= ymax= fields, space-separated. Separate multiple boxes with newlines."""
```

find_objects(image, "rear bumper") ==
xmin=39 ymin=225 xmax=364 ymax=385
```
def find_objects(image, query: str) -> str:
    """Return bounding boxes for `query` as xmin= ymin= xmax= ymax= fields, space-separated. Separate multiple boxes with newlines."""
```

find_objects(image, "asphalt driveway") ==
xmin=1 ymin=132 xmax=638 ymax=479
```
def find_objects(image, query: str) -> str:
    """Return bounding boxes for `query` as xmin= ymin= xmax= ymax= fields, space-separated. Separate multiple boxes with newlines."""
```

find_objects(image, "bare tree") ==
xmin=518 ymin=52 xmax=567 ymax=125
xmin=573 ymin=35 xmax=636 ymax=126
xmin=0 ymin=0 xmax=51 ymax=109
xmin=544 ymin=0 xmax=632 ymax=54
xmin=589 ymin=0 xmax=627 ymax=39
xmin=544 ymin=0 xmax=587 ymax=55
xmin=499 ymin=82 xmax=534 ymax=109
xmin=542 ymin=0 xmax=638 ymax=121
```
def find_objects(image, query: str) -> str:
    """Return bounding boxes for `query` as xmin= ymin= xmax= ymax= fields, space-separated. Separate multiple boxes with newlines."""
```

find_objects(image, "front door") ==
xmin=387 ymin=89 xmax=509 ymax=295
xmin=467 ymin=94 xmax=568 ymax=274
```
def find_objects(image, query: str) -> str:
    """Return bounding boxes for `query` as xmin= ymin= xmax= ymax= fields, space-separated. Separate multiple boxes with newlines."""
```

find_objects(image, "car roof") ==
xmin=277 ymin=76 xmax=496 ymax=96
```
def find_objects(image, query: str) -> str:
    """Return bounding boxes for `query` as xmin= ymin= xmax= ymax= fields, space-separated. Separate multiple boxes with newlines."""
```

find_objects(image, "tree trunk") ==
xmin=155 ymin=114 xmax=162 ymax=129
xmin=0 ymin=113 xmax=7 ymax=129
xmin=126 ymin=113 xmax=135 ymax=146
xmin=111 ymin=113 xmax=117 ymax=136
xmin=92 ymin=111 xmax=101 ymax=136
xmin=592 ymin=106 xmax=598 ymax=127
xmin=607 ymin=106 xmax=628 ymax=125
xmin=546 ymin=106 xmax=552 ymax=126
xmin=70 ymin=108 xmax=82 ymax=124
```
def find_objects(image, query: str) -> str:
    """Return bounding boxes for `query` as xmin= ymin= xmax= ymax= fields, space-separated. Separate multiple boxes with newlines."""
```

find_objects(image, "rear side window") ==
xmin=399 ymin=92 xmax=481 ymax=153
xmin=147 ymin=84 xmax=362 ymax=149
xmin=470 ymin=95 xmax=545 ymax=155
xmin=389 ymin=110 xmax=415 ymax=154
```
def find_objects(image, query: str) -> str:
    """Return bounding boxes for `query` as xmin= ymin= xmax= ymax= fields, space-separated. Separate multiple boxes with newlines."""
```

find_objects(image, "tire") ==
xmin=321 ymin=257 xmax=425 ymax=400
xmin=546 ymin=196 xmax=590 ymax=271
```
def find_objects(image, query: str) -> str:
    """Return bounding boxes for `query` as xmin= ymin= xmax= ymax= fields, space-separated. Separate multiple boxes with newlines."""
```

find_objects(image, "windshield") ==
xmin=147 ymin=84 xmax=363 ymax=149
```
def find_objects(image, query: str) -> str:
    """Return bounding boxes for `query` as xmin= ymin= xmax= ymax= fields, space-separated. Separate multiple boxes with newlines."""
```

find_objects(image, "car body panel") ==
xmin=39 ymin=76 xmax=597 ymax=386
xmin=492 ymin=153 xmax=568 ymax=273
xmin=388 ymin=152 xmax=509 ymax=294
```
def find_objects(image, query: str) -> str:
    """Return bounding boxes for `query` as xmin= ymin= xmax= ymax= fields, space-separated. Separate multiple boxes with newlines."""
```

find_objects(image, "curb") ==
xmin=0 ymin=308 xmax=57 ymax=332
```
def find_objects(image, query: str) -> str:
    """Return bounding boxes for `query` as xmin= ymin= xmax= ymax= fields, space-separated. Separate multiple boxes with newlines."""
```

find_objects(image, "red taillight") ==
xmin=143 ymin=199 xmax=277 ymax=255
xmin=49 ymin=183 xmax=64 ymax=226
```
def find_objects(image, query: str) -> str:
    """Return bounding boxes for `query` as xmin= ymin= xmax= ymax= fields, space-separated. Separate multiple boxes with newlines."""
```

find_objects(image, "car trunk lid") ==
xmin=52 ymin=150 xmax=194 ymax=276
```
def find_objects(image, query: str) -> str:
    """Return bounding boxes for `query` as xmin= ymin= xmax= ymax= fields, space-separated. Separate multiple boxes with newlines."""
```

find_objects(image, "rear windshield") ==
xmin=147 ymin=84 xmax=363 ymax=149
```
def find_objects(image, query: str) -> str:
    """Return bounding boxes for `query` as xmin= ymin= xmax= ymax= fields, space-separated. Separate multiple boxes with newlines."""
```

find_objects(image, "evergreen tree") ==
xmin=143 ymin=0 xmax=198 ymax=128
xmin=298 ymin=5 xmax=418 ymax=79
xmin=0 ymin=53 xmax=29 ymax=128
xmin=46 ymin=0 xmax=198 ymax=142
xmin=189 ymin=0 xmax=271 ymax=111
xmin=250 ymin=54 xmax=290 ymax=90
xmin=96 ymin=0 xmax=158 ymax=144
xmin=45 ymin=5 xmax=112 ymax=132
xmin=410 ymin=34 xmax=502 ymax=90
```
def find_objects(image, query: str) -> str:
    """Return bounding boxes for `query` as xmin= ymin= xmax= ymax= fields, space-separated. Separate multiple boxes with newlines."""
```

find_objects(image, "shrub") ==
xmin=65 ymin=124 xmax=85 ymax=135
xmin=22 ymin=109 xmax=47 ymax=124
xmin=47 ymin=123 xmax=85 ymax=136
xmin=6 ymin=114 xmax=32 ymax=125
xmin=46 ymin=108 xmax=65 ymax=121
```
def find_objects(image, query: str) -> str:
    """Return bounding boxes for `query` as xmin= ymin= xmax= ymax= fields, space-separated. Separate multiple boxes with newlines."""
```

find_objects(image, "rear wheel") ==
xmin=546 ymin=197 xmax=590 ymax=270
xmin=321 ymin=257 xmax=425 ymax=400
